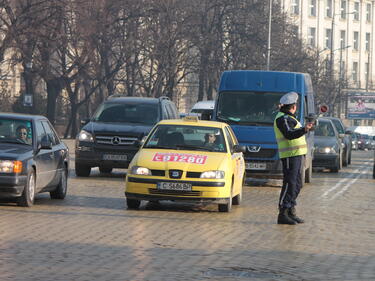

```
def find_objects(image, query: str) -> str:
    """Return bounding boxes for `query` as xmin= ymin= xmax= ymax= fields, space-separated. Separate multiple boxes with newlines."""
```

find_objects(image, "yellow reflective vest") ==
xmin=273 ymin=112 xmax=307 ymax=159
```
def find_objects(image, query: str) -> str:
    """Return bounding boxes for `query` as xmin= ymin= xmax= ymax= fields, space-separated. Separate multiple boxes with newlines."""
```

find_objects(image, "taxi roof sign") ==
xmin=183 ymin=115 xmax=199 ymax=122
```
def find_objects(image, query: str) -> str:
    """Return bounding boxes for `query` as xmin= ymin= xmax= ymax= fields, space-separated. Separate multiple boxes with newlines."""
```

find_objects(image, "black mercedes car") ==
xmin=0 ymin=113 xmax=69 ymax=206
xmin=75 ymin=96 xmax=178 ymax=177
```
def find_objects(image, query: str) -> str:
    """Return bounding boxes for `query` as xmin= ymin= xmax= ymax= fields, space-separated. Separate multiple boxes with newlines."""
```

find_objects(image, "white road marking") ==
xmin=321 ymin=160 xmax=371 ymax=200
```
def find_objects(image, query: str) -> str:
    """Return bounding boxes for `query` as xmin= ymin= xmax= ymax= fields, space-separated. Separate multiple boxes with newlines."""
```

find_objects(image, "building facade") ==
xmin=281 ymin=0 xmax=374 ymax=90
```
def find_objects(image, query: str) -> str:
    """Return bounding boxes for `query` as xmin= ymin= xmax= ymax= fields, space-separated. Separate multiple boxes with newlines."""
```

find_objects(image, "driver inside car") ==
xmin=16 ymin=125 xmax=32 ymax=144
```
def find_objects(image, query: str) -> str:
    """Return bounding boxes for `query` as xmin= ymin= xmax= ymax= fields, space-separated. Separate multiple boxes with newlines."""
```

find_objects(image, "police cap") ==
xmin=280 ymin=91 xmax=299 ymax=105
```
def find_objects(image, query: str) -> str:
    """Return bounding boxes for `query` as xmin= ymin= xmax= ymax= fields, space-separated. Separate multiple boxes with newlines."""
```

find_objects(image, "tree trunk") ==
xmin=46 ymin=78 xmax=62 ymax=125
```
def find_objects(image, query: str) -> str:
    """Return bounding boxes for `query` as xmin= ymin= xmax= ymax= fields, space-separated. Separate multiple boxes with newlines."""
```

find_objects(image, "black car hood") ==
xmin=314 ymin=136 xmax=338 ymax=147
xmin=0 ymin=143 xmax=33 ymax=160
xmin=83 ymin=121 xmax=153 ymax=138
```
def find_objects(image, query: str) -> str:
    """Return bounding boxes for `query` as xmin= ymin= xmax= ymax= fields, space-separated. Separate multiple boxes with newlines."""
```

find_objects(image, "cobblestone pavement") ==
xmin=0 ymin=140 xmax=374 ymax=281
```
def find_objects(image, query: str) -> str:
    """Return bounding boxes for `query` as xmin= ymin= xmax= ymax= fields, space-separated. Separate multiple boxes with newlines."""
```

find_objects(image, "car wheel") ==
xmin=373 ymin=163 xmax=375 ymax=179
xmin=18 ymin=170 xmax=36 ymax=207
xmin=75 ymin=163 xmax=91 ymax=177
xmin=343 ymin=149 xmax=348 ymax=167
xmin=50 ymin=168 xmax=68 ymax=199
xmin=304 ymin=157 xmax=312 ymax=183
xmin=219 ymin=184 xmax=233 ymax=212
xmin=127 ymin=198 xmax=141 ymax=209
xmin=99 ymin=167 xmax=113 ymax=174
xmin=233 ymin=174 xmax=245 ymax=205
xmin=348 ymin=151 xmax=352 ymax=165
xmin=330 ymin=157 xmax=340 ymax=173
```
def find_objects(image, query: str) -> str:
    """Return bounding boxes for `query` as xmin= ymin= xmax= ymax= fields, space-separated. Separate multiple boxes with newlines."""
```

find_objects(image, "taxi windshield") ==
xmin=0 ymin=118 xmax=33 ymax=145
xmin=144 ymin=124 xmax=227 ymax=152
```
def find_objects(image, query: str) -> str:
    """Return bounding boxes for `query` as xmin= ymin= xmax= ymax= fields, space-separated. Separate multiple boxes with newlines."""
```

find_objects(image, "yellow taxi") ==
xmin=125 ymin=116 xmax=246 ymax=212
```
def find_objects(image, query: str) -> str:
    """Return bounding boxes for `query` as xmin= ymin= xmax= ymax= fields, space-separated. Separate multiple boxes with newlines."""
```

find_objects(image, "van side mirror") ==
xmin=233 ymin=145 xmax=246 ymax=153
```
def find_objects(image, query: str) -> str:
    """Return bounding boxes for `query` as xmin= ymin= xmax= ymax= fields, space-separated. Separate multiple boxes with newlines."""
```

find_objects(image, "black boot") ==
xmin=288 ymin=207 xmax=304 ymax=223
xmin=277 ymin=208 xmax=297 ymax=225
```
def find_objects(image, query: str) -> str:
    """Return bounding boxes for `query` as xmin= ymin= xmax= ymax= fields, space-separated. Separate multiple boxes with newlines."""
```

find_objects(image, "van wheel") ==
xmin=18 ymin=170 xmax=36 ymax=207
xmin=50 ymin=168 xmax=68 ymax=199
xmin=99 ymin=167 xmax=112 ymax=174
xmin=127 ymin=198 xmax=141 ymax=209
xmin=75 ymin=163 xmax=91 ymax=177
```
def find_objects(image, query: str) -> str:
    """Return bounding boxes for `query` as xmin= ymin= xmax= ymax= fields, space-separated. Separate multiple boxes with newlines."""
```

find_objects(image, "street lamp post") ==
xmin=266 ymin=0 xmax=272 ymax=70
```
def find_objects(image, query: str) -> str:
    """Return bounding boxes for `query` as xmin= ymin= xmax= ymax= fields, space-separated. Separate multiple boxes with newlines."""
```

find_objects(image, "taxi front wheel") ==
xmin=127 ymin=198 xmax=141 ymax=209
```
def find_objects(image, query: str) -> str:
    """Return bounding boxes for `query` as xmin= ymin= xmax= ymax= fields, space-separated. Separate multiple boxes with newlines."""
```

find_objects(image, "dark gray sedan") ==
xmin=0 ymin=113 xmax=69 ymax=206
xmin=313 ymin=118 xmax=343 ymax=173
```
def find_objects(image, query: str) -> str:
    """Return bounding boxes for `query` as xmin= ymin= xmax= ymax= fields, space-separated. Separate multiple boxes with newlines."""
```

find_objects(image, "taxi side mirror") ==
xmin=233 ymin=145 xmax=246 ymax=153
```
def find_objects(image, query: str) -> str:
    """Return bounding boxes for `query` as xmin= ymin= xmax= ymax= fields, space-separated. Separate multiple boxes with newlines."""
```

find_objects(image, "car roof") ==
xmin=105 ymin=96 xmax=161 ymax=104
xmin=0 ymin=112 xmax=47 ymax=121
xmin=157 ymin=119 xmax=227 ymax=128
xmin=191 ymin=100 xmax=215 ymax=110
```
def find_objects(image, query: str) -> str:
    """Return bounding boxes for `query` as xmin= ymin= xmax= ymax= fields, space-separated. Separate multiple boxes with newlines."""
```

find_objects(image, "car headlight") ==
xmin=0 ymin=160 xmax=22 ymax=173
xmin=130 ymin=166 xmax=151 ymax=176
xmin=200 ymin=170 xmax=225 ymax=179
xmin=78 ymin=130 xmax=94 ymax=142
xmin=318 ymin=147 xmax=336 ymax=154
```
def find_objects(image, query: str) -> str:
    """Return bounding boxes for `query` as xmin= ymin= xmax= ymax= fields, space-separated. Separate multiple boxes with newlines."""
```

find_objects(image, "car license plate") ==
xmin=157 ymin=182 xmax=192 ymax=191
xmin=102 ymin=154 xmax=127 ymax=161
xmin=245 ymin=162 xmax=267 ymax=170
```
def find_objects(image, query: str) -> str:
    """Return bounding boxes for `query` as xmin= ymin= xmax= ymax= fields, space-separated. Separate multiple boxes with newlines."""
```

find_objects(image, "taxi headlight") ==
xmin=130 ymin=166 xmax=151 ymax=176
xmin=78 ymin=130 xmax=94 ymax=142
xmin=0 ymin=160 xmax=22 ymax=173
xmin=318 ymin=147 xmax=336 ymax=154
xmin=200 ymin=170 xmax=225 ymax=179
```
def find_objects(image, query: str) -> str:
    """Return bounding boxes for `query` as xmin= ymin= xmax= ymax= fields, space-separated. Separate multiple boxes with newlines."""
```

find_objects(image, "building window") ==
xmin=366 ymin=3 xmax=372 ymax=22
xmin=352 ymin=62 xmax=358 ymax=82
xmin=340 ymin=0 xmax=347 ymax=19
xmin=325 ymin=29 xmax=332 ymax=49
xmin=326 ymin=0 xmax=333 ymax=17
xmin=308 ymin=27 xmax=316 ymax=46
xmin=291 ymin=0 xmax=299 ymax=15
xmin=366 ymin=33 xmax=371 ymax=51
xmin=353 ymin=31 xmax=359 ymax=50
xmin=340 ymin=30 xmax=346 ymax=48
xmin=309 ymin=0 xmax=316 ymax=16
xmin=354 ymin=2 xmax=360 ymax=21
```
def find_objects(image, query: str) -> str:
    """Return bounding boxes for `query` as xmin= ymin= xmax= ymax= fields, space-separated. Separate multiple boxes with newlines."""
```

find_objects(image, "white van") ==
xmin=190 ymin=100 xmax=215 ymax=119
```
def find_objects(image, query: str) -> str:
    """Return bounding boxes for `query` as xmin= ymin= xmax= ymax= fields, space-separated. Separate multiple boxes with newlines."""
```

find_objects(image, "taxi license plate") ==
xmin=102 ymin=154 xmax=127 ymax=161
xmin=245 ymin=162 xmax=267 ymax=170
xmin=157 ymin=182 xmax=192 ymax=191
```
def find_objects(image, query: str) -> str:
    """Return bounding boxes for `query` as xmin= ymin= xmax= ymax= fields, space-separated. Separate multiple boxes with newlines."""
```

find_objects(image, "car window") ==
xmin=93 ymin=102 xmax=160 ymax=125
xmin=0 ymin=118 xmax=33 ymax=145
xmin=165 ymin=104 xmax=176 ymax=119
xmin=224 ymin=127 xmax=235 ymax=152
xmin=144 ymin=124 xmax=226 ymax=152
xmin=41 ymin=121 xmax=59 ymax=145
xmin=315 ymin=121 xmax=335 ymax=137
xmin=35 ymin=122 xmax=46 ymax=145
xmin=330 ymin=119 xmax=345 ymax=134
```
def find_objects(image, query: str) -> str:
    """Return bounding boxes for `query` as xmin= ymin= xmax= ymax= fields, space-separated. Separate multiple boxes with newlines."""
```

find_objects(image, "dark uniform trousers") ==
xmin=279 ymin=155 xmax=303 ymax=209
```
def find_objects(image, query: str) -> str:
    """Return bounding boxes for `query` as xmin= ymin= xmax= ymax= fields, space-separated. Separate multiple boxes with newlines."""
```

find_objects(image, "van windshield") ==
xmin=216 ymin=91 xmax=300 ymax=125
xmin=93 ymin=103 xmax=160 ymax=125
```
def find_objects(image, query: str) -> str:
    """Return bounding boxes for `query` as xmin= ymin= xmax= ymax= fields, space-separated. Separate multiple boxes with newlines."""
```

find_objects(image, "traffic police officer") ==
xmin=273 ymin=92 xmax=313 ymax=225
